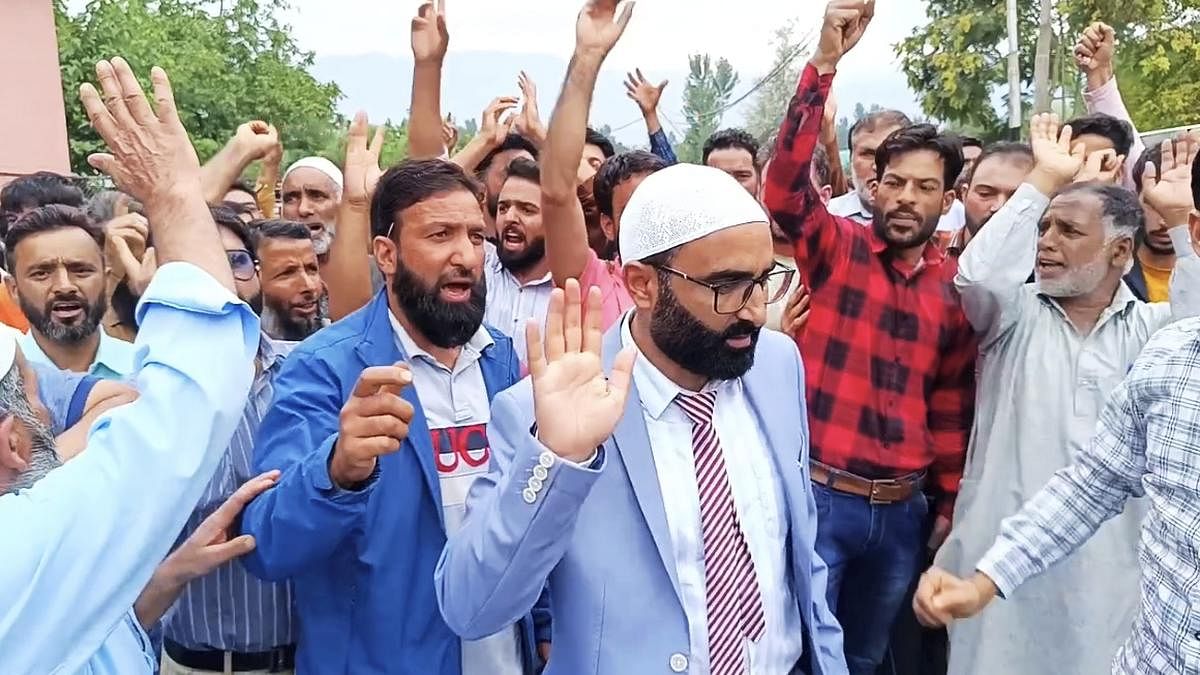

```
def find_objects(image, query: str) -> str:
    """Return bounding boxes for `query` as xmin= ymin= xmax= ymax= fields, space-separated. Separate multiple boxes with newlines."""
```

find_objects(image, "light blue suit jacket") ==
xmin=436 ymin=327 xmax=847 ymax=674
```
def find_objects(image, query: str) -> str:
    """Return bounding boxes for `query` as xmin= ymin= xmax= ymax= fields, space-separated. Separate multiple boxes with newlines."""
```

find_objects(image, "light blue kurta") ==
xmin=935 ymin=183 xmax=1200 ymax=675
xmin=0 ymin=262 xmax=258 ymax=674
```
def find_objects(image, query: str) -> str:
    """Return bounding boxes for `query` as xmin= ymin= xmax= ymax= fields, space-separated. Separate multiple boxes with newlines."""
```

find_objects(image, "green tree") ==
xmin=676 ymin=54 xmax=740 ymax=163
xmin=743 ymin=21 xmax=811 ymax=142
xmin=55 ymin=0 xmax=344 ymax=174
xmin=896 ymin=0 xmax=1200 ymax=137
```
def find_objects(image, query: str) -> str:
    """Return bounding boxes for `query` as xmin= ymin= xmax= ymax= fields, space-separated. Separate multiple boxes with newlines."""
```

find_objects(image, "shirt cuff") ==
xmin=134 ymin=262 xmax=245 ymax=324
xmin=974 ymin=538 xmax=1028 ymax=600
xmin=1082 ymin=74 xmax=1118 ymax=102
xmin=1170 ymin=223 xmax=1195 ymax=259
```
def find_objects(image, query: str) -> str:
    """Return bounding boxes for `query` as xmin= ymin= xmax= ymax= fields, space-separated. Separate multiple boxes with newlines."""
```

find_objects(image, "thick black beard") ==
xmin=391 ymin=259 xmax=486 ymax=349
xmin=496 ymin=236 xmax=547 ymax=276
xmin=21 ymin=292 xmax=107 ymax=345
xmin=262 ymin=295 xmax=324 ymax=342
xmin=649 ymin=279 xmax=759 ymax=381
xmin=871 ymin=205 xmax=940 ymax=250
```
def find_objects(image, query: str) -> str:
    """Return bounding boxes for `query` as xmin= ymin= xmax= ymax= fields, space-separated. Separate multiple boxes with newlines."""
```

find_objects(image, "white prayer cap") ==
xmin=0 ymin=324 xmax=19 ymax=377
xmin=282 ymin=156 xmax=343 ymax=192
xmin=618 ymin=163 xmax=769 ymax=263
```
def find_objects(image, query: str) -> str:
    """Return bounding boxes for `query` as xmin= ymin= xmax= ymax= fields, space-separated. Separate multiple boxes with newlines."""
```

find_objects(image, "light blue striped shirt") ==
xmin=0 ymin=262 xmax=259 ymax=675
xmin=162 ymin=335 xmax=296 ymax=652
xmin=482 ymin=241 xmax=553 ymax=362
xmin=978 ymin=317 xmax=1200 ymax=674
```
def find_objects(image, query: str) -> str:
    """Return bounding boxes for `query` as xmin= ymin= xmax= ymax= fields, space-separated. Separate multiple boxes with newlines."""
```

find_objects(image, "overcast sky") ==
xmin=280 ymin=0 xmax=931 ymax=114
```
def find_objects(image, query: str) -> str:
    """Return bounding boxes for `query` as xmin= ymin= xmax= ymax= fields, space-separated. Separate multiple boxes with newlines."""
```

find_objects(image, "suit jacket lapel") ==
xmin=602 ymin=326 xmax=684 ymax=608
xmin=354 ymin=291 xmax=443 ymax=530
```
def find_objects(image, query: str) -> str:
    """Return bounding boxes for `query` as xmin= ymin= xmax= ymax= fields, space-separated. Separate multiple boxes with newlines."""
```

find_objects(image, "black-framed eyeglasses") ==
xmin=655 ymin=263 xmax=796 ymax=315
xmin=226 ymin=249 xmax=259 ymax=282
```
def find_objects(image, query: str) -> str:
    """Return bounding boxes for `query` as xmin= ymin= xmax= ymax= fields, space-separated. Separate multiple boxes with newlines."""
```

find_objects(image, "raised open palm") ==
xmin=576 ymin=0 xmax=634 ymax=55
xmin=528 ymin=279 xmax=635 ymax=463
xmin=342 ymin=111 xmax=386 ymax=210
xmin=411 ymin=0 xmax=449 ymax=63
xmin=624 ymin=68 xmax=667 ymax=115
xmin=1142 ymin=133 xmax=1200 ymax=225
xmin=1030 ymin=112 xmax=1085 ymax=184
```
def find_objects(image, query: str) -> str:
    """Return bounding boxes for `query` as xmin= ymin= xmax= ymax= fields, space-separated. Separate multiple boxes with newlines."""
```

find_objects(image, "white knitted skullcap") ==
xmin=618 ymin=163 xmax=769 ymax=263
xmin=283 ymin=156 xmax=343 ymax=192
xmin=0 ymin=324 xmax=18 ymax=377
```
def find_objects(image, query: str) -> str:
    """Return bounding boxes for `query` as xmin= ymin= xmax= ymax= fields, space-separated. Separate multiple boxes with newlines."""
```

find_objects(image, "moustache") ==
xmin=721 ymin=321 xmax=759 ymax=340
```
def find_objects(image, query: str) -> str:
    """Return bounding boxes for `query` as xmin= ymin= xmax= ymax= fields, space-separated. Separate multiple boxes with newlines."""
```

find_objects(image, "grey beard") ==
xmin=0 ymin=366 xmax=61 ymax=495
xmin=311 ymin=222 xmax=336 ymax=256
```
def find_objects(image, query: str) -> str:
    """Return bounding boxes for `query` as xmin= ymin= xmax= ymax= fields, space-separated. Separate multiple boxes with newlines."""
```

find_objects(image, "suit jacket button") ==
xmin=669 ymin=653 xmax=688 ymax=672
xmin=522 ymin=488 xmax=537 ymax=504
xmin=538 ymin=451 xmax=556 ymax=468
xmin=528 ymin=476 xmax=544 ymax=492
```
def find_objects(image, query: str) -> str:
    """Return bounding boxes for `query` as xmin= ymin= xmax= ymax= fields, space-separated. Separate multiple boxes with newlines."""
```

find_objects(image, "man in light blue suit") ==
xmin=437 ymin=150 xmax=847 ymax=671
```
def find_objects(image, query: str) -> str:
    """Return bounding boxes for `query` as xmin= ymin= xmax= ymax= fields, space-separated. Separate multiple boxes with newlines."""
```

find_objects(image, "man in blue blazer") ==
xmin=240 ymin=158 xmax=546 ymax=674
xmin=437 ymin=158 xmax=847 ymax=672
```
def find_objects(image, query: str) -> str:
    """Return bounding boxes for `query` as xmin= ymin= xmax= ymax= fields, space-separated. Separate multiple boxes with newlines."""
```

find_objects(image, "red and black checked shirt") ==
xmin=763 ymin=64 xmax=976 ymax=517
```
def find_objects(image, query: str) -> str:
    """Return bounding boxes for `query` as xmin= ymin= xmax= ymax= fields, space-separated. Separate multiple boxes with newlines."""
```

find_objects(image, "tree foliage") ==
xmin=55 ymin=0 xmax=345 ymax=174
xmin=896 ymin=0 xmax=1200 ymax=138
xmin=744 ymin=21 xmax=811 ymax=143
xmin=676 ymin=54 xmax=740 ymax=163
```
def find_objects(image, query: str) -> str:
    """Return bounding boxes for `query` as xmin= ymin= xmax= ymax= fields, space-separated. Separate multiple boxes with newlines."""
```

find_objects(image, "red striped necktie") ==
xmin=676 ymin=391 xmax=766 ymax=675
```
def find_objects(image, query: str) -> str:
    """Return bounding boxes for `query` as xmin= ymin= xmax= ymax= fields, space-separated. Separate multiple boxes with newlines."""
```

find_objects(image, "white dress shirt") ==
xmin=483 ymin=242 xmax=554 ymax=362
xmin=389 ymin=312 xmax=523 ymax=675
xmin=621 ymin=317 xmax=804 ymax=674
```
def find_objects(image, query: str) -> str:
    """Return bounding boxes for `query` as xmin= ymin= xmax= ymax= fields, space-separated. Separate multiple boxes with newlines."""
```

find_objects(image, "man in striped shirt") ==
xmin=159 ymin=211 xmax=297 ymax=675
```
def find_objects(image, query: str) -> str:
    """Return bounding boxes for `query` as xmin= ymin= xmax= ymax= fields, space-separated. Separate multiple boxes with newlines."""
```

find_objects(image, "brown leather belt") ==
xmin=810 ymin=461 xmax=926 ymax=504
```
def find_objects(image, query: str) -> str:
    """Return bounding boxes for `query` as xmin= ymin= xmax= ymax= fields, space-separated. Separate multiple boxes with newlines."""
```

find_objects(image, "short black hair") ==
xmin=594 ymin=151 xmax=668 ymax=219
xmin=0 ymin=172 xmax=86 ymax=233
xmin=960 ymin=135 xmax=984 ymax=151
xmin=477 ymin=133 xmax=539 ymax=176
xmin=5 ymin=204 xmax=104 ymax=272
xmin=371 ymin=159 xmax=484 ymax=239
xmin=250 ymin=219 xmax=311 ymax=255
xmin=1066 ymin=113 xmax=1135 ymax=157
xmin=874 ymin=123 xmax=964 ymax=191
xmin=702 ymin=128 xmax=760 ymax=170
xmin=1132 ymin=145 xmax=1162 ymax=194
xmin=811 ymin=143 xmax=832 ymax=188
xmin=503 ymin=156 xmax=541 ymax=187
xmin=585 ymin=127 xmax=616 ymax=159
xmin=848 ymin=110 xmax=912 ymax=152
xmin=966 ymin=142 xmax=1034 ymax=185
xmin=211 ymin=205 xmax=255 ymax=256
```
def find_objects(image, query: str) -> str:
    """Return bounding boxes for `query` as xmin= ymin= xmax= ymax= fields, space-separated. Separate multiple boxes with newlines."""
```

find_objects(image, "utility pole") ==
xmin=1006 ymin=0 xmax=1021 ymax=139
xmin=1032 ymin=0 xmax=1053 ymax=114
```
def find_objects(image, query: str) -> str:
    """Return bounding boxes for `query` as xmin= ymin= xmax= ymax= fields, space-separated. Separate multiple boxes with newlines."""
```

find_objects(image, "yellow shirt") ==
xmin=1141 ymin=258 xmax=1172 ymax=303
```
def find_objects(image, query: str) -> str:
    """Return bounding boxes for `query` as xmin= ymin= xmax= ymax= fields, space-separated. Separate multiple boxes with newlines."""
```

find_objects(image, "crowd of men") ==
xmin=1 ymin=0 xmax=1199 ymax=674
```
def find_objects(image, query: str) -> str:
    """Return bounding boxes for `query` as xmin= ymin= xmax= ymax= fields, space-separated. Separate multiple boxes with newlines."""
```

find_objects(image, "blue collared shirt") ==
xmin=0 ymin=262 xmax=259 ymax=675
xmin=163 ymin=334 xmax=297 ymax=652
xmin=19 ymin=325 xmax=138 ymax=380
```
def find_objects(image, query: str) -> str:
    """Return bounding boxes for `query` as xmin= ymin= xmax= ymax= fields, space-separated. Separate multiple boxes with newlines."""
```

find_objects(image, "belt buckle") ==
xmin=868 ymin=480 xmax=897 ymax=505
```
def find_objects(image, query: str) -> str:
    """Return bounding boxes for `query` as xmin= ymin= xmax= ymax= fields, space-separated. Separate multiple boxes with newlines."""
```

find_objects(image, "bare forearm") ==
xmin=824 ymin=135 xmax=848 ymax=197
xmin=325 ymin=205 xmax=375 ymax=320
xmin=134 ymin=567 xmax=184 ymax=629
xmin=199 ymin=139 xmax=253 ymax=205
xmin=409 ymin=61 xmax=446 ymax=159
xmin=643 ymin=109 xmax=662 ymax=136
xmin=147 ymin=190 xmax=237 ymax=293
xmin=451 ymin=135 xmax=499 ymax=174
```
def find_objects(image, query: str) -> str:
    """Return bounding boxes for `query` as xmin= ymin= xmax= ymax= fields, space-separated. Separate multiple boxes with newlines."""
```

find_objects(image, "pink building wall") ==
xmin=0 ymin=0 xmax=70 ymax=187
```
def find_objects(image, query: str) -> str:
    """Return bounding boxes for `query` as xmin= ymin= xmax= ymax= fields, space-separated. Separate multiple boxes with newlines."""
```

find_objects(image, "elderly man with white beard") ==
xmin=0 ymin=57 xmax=259 ymax=674
xmin=927 ymin=114 xmax=1200 ymax=675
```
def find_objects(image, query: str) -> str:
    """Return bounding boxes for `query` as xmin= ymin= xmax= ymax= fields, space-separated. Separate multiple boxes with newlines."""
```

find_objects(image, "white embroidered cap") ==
xmin=283 ymin=156 xmax=344 ymax=192
xmin=618 ymin=163 xmax=769 ymax=263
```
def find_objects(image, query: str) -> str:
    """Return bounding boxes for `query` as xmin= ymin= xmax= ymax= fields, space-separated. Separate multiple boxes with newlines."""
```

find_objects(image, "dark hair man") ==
xmin=923 ymin=120 xmax=1200 ymax=675
xmin=703 ymin=127 xmax=761 ymax=196
xmin=486 ymin=157 xmax=555 ymax=359
xmin=1066 ymin=112 xmax=1134 ymax=161
xmin=762 ymin=3 xmax=977 ymax=672
xmin=582 ymin=125 xmax=616 ymax=173
xmin=0 ymin=172 xmax=85 ymax=235
xmin=240 ymin=158 xmax=545 ymax=675
xmin=960 ymin=136 xmax=984 ymax=167
xmin=828 ymin=109 xmax=912 ymax=223
xmin=5 ymin=205 xmax=136 ymax=379
xmin=946 ymin=142 xmax=1035 ymax=256
xmin=477 ymin=132 xmax=539 ymax=224
xmin=251 ymin=219 xmax=325 ymax=342
xmin=1124 ymin=140 xmax=1200 ymax=302
xmin=223 ymin=180 xmax=262 ymax=220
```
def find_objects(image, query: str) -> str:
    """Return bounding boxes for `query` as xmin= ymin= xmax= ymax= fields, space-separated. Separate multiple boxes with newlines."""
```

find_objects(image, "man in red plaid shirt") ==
xmin=763 ymin=2 xmax=977 ymax=673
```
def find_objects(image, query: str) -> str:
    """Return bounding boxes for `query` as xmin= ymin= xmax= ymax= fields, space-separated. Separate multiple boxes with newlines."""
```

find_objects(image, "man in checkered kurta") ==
xmin=762 ymin=3 xmax=977 ymax=673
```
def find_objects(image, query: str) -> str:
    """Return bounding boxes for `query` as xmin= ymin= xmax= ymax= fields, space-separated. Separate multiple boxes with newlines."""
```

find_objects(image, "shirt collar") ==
xmin=387 ymin=308 xmax=493 ymax=371
xmin=619 ymin=312 xmax=726 ymax=420
xmin=1038 ymin=279 xmax=1141 ymax=322
xmin=257 ymin=332 xmax=290 ymax=373
xmin=486 ymin=240 xmax=554 ymax=288
xmin=19 ymin=328 xmax=135 ymax=377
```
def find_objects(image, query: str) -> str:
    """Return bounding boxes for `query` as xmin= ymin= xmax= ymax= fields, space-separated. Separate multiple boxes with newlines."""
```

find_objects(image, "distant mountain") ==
xmin=312 ymin=51 xmax=922 ymax=148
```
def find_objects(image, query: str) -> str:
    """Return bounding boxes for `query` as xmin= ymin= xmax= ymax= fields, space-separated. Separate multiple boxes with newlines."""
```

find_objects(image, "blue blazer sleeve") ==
xmin=240 ymin=350 xmax=374 ymax=581
xmin=435 ymin=385 xmax=603 ymax=640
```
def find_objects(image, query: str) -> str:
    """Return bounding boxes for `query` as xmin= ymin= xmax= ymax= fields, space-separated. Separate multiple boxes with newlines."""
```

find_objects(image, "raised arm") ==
xmin=199 ymin=121 xmax=280 ymax=206
xmin=0 ymin=58 xmax=258 ymax=674
xmin=820 ymin=91 xmax=848 ymax=197
xmin=625 ymin=68 xmax=677 ymax=165
xmin=450 ymin=97 xmax=518 ymax=173
xmin=325 ymin=113 xmax=385 ymax=321
xmin=1143 ymin=134 xmax=1200 ymax=319
xmin=407 ymin=0 xmax=450 ymax=159
xmin=1074 ymin=22 xmax=1145 ymax=190
xmin=543 ymin=0 xmax=633 ymax=286
xmin=763 ymin=0 xmax=873 ymax=282
xmin=955 ymin=114 xmax=1081 ymax=343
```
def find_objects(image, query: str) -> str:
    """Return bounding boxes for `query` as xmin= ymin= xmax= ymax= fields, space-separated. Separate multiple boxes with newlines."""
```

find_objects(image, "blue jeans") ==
xmin=812 ymin=483 xmax=928 ymax=675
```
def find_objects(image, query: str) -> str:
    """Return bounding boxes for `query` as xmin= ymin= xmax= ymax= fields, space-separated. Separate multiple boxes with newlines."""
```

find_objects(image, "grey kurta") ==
xmin=935 ymin=183 xmax=1200 ymax=675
